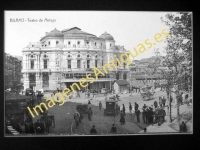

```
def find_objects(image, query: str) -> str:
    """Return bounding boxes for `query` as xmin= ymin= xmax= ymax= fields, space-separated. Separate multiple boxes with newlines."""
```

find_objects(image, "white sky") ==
xmin=5 ymin=11 xmax=170 ymax=60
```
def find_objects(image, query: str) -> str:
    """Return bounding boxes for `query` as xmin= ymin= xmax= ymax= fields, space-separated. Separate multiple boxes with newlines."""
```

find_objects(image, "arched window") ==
xmin=116 ymin=73 xmax=119 ymax=80
xmin=77 ymin=54 xmax=81 ymax=58
xmin=123 ymin=73 xmax=127 ymax=80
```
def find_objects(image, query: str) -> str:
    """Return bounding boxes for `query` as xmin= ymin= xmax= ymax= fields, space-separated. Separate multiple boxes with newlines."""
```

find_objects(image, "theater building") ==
xmin=22 ymin=27 xmax=129 ymax=91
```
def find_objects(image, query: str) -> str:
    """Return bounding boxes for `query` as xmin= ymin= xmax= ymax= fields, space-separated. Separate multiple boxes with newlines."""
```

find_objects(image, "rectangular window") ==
xmin=44 ymin=60 xmax=47 ymax=69
xmin=48 ymin=41 xmax=50 ymax=45
xmin=56 ymin=41 xmax=59 ymax=45
xmin=95 ymin=60 xmax=98 ymax=67
xmin=124 ymin=63 xmax=126 ymax=69
xmin=87 ymin=60 xmax=90 ymax=68
xmin=77 ymin=60 xmax=80 ymax=68
xmin=31 ymin=60 xmax=34 ymax=69
xmin=102 ymin=60 xmax=103 ymax=66
xmin=68 ymin=41 xmax=71 ymax=45
xmin=68 ymin=60 xmax=71 ymax=68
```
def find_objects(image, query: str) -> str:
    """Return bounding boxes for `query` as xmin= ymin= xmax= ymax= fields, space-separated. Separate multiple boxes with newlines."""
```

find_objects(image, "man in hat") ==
xmin=110 ymin=124 xmax=117 ymax=134
xmin=90 ymin=125 xmax=97 ymax=135
xmin=180 ymin=121 xmax=187 ymax=132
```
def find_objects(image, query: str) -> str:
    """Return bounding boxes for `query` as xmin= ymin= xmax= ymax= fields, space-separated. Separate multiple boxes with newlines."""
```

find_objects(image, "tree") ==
xmin=144 ymin=12 xmax=192 ymax=124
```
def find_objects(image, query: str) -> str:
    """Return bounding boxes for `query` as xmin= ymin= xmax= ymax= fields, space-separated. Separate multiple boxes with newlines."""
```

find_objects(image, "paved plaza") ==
xmin=29 ymin=89 xmax=192 ymax=135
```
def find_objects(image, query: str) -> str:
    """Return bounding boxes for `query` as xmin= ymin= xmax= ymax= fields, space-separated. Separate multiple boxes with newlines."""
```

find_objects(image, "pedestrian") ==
xmin=154 ymin=100 xmax=158 ymax=108
xmin=122 ymin=104 xmax=126 ymax=115
xmin=35 ymin=119 xmax=42 ymax=134
xmin=180 ymin=121 xmax=187 ymax=133
xmin=110 ymin=124 xmax=117 ymax=134
xmin=145 ymin=108 xmax=150 ymax=123
xmin=116 ymin=94 xmax=120 ymax=101
xmin=142 ymin=107 xmax=146 ymax=123
xmin=99 ymin=101 xmax=102 ymax=110
xmin=88 ymin=100 xmax=91 ymax=109
xmin=129 ymin=102 xmax=132 ymax=115
xmin=135 ymin=109 xmax=140 ymax=123
xmin=148 ymin=107 xmax=154 ymax=124
xmin=90 ymin=125 xmax=97 ymax=135
xmin=162 ymin=97 xmax=166 ymax=107
xmin=134 ymin=102 xmax=139 ymax=112
xmin=120 ymin=110 xmax=125 ymax=125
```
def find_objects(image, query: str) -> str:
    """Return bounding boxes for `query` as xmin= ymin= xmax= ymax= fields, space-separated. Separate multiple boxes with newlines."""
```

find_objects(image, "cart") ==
xmin=140 ymin=86 xmax=155 ymax=101
xmin=104 ymin=98 xmax=120 ymax=116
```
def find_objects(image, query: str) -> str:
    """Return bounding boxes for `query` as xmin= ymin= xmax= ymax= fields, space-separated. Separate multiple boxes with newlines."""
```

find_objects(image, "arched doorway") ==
xmin=43 ymin=73 xmax=49 ymax=89
xmin=29 ymin=73 xmax=36 ymax=90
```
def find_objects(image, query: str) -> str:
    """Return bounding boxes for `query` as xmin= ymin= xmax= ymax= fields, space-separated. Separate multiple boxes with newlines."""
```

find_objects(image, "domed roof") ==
xmin=45 ymin=28 xmax=64 ymax=38
xmin=62 ymin=27 xmax=96 ymax=38
xmin=99 ymin=32 xmax=114 ymax=40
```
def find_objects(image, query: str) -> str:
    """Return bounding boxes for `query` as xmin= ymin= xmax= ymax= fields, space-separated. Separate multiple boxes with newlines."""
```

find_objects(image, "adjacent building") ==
xmin=22 ymin=27 xmax=130 ymax=91
xmin=129 ymin=56 xmax=168 ymax=88
xmin=4 ymin=53 xmax=22 ymax=89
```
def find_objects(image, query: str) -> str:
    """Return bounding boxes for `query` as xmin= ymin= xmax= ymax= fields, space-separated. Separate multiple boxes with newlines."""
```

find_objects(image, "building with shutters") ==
xmin=22 ymin=27 xmax=129 ymax=91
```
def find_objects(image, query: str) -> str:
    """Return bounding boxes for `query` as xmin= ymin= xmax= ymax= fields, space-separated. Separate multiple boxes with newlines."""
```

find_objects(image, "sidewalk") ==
xmin=139 ymin=104 xmax=193 ymax=133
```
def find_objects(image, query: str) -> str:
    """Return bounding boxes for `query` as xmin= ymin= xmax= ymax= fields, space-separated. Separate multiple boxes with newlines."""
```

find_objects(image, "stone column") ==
xmin=35 ymin=72 xmax=42 ymax=90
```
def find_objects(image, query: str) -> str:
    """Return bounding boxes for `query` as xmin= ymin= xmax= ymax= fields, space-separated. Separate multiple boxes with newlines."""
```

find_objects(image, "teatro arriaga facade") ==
xmin=22 ymin=27 xmax=129 ymax=91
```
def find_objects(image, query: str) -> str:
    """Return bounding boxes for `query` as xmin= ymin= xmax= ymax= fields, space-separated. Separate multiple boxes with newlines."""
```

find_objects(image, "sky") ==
xmin=5 ymin=11 xmax=170 ymax=60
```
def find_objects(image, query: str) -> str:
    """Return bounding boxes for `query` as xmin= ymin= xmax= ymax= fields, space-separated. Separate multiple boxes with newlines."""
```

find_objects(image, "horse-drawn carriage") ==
xmin=104 ymin=98 xmax=120 ymax=116
xmin=140 ymin=86 xmax=155 ymax=101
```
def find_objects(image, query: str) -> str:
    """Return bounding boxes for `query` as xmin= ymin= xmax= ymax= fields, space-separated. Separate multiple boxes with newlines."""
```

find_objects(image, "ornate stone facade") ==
xmin=22 ymin=27 xmax=129 ymax=91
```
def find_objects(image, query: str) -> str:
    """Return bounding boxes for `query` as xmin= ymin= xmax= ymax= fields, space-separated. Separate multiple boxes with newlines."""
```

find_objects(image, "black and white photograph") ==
xmin=4 ymin=11 xmax=192 ymax=136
